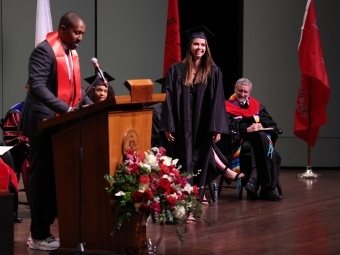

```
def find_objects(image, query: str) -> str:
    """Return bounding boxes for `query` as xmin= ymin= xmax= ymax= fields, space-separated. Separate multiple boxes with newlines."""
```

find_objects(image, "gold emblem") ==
xmin=122 ymin=129 xmax=140 ymax=154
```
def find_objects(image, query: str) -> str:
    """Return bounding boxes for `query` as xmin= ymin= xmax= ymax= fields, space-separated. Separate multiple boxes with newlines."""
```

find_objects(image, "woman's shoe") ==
xmin=201 ymin=195 xmax=209 ymax=206
xmin=221 ymin=167 xmax=246 ymax=182
xmin=186 ymin=213 xmax=197 ymax=223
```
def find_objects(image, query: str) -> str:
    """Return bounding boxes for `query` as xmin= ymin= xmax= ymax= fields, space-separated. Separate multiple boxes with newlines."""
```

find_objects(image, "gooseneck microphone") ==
xmin=91 ymin=57 xmax=108 ymax=87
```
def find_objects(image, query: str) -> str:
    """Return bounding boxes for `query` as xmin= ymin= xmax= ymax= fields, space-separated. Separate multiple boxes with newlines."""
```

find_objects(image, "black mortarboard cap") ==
xmin=155 ymin=78 xmax=165 ymax=86
xmin=155 ymin=77 xmax=166 ymax=93
xmin=181 ymin=25 xmax=215 ymax=44
xmin=180 ymin=25 xmax=216 ymax=58
xmin=84 ymin=71 xmax=115 ymax=86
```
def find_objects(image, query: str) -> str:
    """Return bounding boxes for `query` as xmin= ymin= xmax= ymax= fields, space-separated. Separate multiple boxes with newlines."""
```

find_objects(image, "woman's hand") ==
xmin=165 ymin=131 xmax=175 ymax=142
xmin=213 ymin=133 xmax=221 ymax=143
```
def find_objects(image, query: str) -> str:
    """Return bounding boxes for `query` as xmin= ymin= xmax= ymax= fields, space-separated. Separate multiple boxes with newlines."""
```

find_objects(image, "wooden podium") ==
xmin=38 ymin=80 xmax=165 ymax=252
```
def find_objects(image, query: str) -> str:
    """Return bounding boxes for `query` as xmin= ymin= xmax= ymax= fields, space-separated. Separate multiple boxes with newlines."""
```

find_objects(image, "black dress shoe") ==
xmin=245 ymin=177 xmax=257 ymax=193
xmin=14 ymin=216 xmax=23 ymax=223
xmin=247 ymin=190 xmax=259 ymax=200
xmin=259 ymin=189 xmax=282 ymax=201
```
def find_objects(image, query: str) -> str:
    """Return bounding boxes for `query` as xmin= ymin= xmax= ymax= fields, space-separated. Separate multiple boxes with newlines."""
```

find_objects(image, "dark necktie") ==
xmin=240 ymin=101 xmax=248 ymax=109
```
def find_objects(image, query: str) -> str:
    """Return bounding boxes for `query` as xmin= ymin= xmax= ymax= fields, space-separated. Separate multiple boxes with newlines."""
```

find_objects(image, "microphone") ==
xmin=91 ymin=58 xmax=108 ymax=87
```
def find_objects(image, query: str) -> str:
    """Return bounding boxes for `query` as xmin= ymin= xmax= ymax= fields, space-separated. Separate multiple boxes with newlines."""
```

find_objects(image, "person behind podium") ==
xmin=225 ymin=78 xmax=282 ymax=201
xmin=160 ymin=28 xmax=236 ymax=215
xmin=18 ymin=11 xmax=92 ymax=251
xmin=84 ymin=73 xmax=115 ymax=103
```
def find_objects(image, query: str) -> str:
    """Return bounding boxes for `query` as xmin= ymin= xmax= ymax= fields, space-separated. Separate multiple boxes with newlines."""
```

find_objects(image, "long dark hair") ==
xmin=182 ymin=39 xmax=216 ymax=86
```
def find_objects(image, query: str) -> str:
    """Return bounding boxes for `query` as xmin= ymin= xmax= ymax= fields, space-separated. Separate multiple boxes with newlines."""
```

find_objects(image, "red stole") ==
xmin=225 ymin=96 xmax=261 ymax=117
xmin=46 ymin=32 xmax=82 ymax=107
xmin=0 ymin=158 xmax=18 ymax=193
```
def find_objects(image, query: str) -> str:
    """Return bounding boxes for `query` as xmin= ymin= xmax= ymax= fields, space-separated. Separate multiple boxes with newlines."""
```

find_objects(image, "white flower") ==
xmin=139 ymin=162 xmax=151 ymax=173
xmin=160 ymin=156 xmax=172 ymax=166
xmin=172 ymin=158 xmax=179 ymax=166
xmin=115 ymin=191 xmax=125 ymax=196
xmin=146 ymin=153 xmax=157 ymax=164
xmin=150 ymin=147 xmax=159 ymax=154
xmin=182 ymin=183 xmax=193 ymax=193
xmin=161 ymin=174 xmax=170 ymax=181
xmin=172 ymin=205 xmax=186 ymax=219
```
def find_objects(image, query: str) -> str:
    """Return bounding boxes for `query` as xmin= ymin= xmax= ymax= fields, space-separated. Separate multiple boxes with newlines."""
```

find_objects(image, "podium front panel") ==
xmin=51 ymin=108 xmax=153 ymax=252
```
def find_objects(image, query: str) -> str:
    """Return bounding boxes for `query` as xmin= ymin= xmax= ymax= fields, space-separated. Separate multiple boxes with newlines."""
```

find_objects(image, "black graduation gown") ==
xmin=228 ymin=104 xmax=281 ymax=189
xmin=161 ymin=62 xmax=228 ymax=196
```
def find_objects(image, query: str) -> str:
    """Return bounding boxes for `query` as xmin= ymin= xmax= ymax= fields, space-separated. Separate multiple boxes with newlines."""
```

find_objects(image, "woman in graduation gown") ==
xmin=161 ymin=31 xmax=243 ymax=204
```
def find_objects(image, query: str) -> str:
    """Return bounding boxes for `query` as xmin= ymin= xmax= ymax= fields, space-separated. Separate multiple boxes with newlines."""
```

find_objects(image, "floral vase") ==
xmin=145 ymin=215 xmax=165 ymax=255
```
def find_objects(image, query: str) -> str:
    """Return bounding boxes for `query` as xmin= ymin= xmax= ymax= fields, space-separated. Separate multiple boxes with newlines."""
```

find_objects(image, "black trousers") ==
xmin=241 ymin=131 xmax=280 ymax=190
xmin=29 ymin=131 xmax=57 ymax=240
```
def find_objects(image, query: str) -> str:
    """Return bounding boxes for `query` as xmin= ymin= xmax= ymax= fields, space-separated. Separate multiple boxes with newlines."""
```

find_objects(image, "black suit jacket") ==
xmin=19 ymin=40 xmax=93 ymax=138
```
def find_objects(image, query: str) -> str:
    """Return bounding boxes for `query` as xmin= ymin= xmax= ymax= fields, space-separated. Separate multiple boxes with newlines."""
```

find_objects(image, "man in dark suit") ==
xmin=19 ymin=11 xmax=93 ymax=251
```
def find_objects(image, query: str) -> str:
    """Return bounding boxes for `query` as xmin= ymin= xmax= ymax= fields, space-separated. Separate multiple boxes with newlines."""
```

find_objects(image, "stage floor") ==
xmin=13 ymin=169 xmax=340 ymax=255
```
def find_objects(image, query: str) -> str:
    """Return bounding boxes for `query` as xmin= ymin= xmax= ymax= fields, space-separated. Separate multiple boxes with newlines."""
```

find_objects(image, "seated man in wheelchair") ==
xmin=225 ymin=78 xmax=282 ymax=201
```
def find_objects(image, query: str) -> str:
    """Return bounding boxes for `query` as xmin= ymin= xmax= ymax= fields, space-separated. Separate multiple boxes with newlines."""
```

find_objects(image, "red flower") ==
xmin=125 ymin=150 xmax=135 ymax=161
xmin=138 ymin=203 xmax=149 ymax=213
xmin=149 ymin=173 xmax=158 ymax=181
xmin=170 ymin=168 xmax=180 ymax=178
xmin=132 ymin=191 xmax=144 ymax=203
xmin=160 ymin=164 xmax=170 ymax=175
xmin=166 ymin=196 xmax=177 ymax=209
xmin=139 ymin=175 xmax=150 ymax=184
xmin=176 ymin=194 xmax=184 ymax=201
xmin=158 ymin=178 xmax=171 ymax=192
xmin=138 ymin=153 xmax=146 ymax=161
xmin=143 ymin=190 xmax=153 ymax=200
xmin=169 ymin=186 xmax=177 ymax=195
xmin=159 ymin=146 xmax=166 ymax=156
xmin=150 ymin=201 xmax=161 ymax=214
xmin=150 ymin=181 xmax=158 ymax=191
xmin=192 ymin=185 xmax=199 ymax=196
xmin=127 ymin=163 xmax=139 ymax=174
xmin=179 ymin=177 xmax=188 ymax=188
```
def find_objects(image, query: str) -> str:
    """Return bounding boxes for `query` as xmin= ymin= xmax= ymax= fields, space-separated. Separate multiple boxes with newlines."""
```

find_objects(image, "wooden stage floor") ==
xmin=13 ymin=169 xmax=340 ymax=255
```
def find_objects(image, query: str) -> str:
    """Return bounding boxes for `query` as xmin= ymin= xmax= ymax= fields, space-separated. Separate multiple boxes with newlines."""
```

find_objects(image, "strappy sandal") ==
xmin=201 ymin=199 xmax=209 ymax=206
xmin=201 ymin=195 xmax=209 ymax=206
xmin=186 ymin=213 xmax=197 ymax=223
xmin=221 ymin=167 xmax=245 ymax=182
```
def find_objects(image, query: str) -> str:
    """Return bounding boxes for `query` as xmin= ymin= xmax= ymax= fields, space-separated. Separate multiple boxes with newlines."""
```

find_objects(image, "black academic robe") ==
xmin=161 ymin=62 xmax=228 ymax=196
xmin=228 ymin=104 xmax=281 ymax=189
xmin=229 ymin=105 xmax=279 ymax=143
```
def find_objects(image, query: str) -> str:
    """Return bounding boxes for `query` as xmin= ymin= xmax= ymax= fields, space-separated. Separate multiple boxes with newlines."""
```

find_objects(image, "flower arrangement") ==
xmin=104 ymin=146 xmax=206 ymax=243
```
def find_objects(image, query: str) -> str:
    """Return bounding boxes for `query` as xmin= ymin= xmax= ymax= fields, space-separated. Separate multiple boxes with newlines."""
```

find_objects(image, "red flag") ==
xmin=163 ymin=0 xmax=181 ymax=76
xmin=294 ymin=0 xmax=330 ymax=147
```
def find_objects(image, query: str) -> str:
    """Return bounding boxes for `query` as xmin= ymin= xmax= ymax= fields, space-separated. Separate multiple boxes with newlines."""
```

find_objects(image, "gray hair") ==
xmin=235 ymin=78 xmax=252 ymax=89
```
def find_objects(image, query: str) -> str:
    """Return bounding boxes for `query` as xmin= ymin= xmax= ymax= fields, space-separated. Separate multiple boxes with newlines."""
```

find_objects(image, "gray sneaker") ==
xmin=27 ymin=233 xmax=60 ymax=246
xmin=29 ymin=236 xmax=60 ymax=251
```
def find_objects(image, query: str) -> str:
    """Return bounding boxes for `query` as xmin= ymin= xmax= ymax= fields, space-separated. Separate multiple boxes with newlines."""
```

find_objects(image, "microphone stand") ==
xmin=50 ymin=76 xmax=113 ymax=255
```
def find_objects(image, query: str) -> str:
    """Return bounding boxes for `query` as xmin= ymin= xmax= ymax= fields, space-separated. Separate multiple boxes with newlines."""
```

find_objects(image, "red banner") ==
xmin=294 ymin=0 xmax=330 ymax=147
xmin=163 ymin=0 xmax=181 ymax=76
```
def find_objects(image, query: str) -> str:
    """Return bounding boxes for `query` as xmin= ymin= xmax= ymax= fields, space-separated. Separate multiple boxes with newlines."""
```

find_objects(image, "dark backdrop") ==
xmin=178 ymin=0 xmax=243 ymax=98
